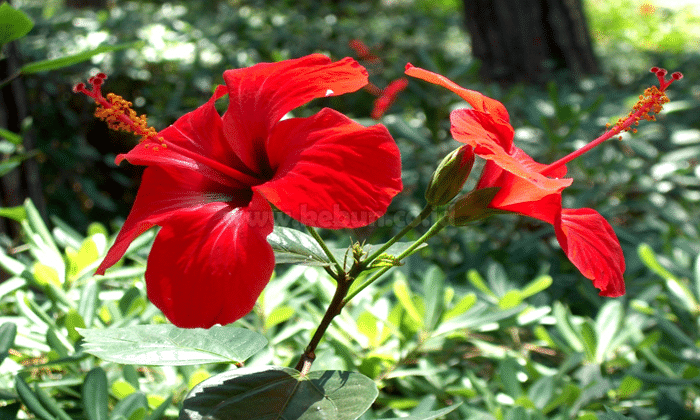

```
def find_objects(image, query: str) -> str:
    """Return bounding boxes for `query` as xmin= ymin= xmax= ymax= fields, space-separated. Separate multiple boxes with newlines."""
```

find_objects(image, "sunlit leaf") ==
xmin=181 ymin=367 xmax=377 ymax=420
xmin=267 ymin=226 xmax=330 ymax=266
xmin=78 ymin=325 xmax=267 ymax=365
xmin=0 ymin=3 xmax=33 ymax=45
xmin=20 ymin=41 xmax=142 ymax=74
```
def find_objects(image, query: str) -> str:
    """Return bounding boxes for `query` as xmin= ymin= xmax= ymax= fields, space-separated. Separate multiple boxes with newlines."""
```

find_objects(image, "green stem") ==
xmin=343 ymin=213 xmax=450 ymax=305
xmin=364 ymin=205 xmax=434 ymax=266
xmin=306 ymin=225 xmax=344 ymax=276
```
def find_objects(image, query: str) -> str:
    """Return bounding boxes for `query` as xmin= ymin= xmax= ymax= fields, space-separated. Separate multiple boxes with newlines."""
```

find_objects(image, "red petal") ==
xmin=117 ymin=86 xmax=260 ymax=188
xmin=450 ymin=108 xmax=515 ymax=153
xmin=405 ymin=64 xmax=510 ymax=123
xmin=455 ymin=110 xmax=573 ymax=196
xmin=95 ymin=166 xmax=252 ymax=275
xmin=255 ymin=108 xmax=402 ymax=229
xmin=221 ymin=54 xmax=369 ymax=175
xmin=146 ymin=193 xmax=274 ymax=328
xmin=555 ymin=208 xmax=626 ymax=297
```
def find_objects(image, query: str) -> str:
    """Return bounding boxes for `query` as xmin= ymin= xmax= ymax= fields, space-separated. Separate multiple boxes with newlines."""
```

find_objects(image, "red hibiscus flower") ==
xmin=76 ymin=55 xmax=402 ymax=328
xmin=406 ymin=64 xmax=680 ymax=297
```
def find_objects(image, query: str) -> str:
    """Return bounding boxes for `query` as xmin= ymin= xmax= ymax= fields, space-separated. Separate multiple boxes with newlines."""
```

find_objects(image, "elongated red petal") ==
xmin=255 ymin=108 xmax=402 ymax=229
xmin=221 ymin=54 xmax=369 ymax=175
xmin=117 ymin=86 xmax=260 ymax=188
xmin=405 ymin=64 xmax=510 ymax=123
xmin=95 ymin=166 xmax=252 ymax=275
xmin=554 ymin=208 xmax=625 ymax=297
xmin=146 ymin=193 xmax=274 ymax=328
xmin=455 ymin=109 xmax=573 ymax=196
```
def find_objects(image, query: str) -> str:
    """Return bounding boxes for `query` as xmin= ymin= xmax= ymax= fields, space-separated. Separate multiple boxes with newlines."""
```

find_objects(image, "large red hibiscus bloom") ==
xmin=77 ymin=55 xmax=402 ymax=328
xmin=405 ymin=64 xmax=680 ymax=297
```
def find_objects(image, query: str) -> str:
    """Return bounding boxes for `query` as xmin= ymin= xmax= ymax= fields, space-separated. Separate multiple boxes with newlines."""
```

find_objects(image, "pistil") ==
xmin=540 ymin=68 xmax=682 ymax=177
xmin=74 ymin=74 xmax=260 ymax=187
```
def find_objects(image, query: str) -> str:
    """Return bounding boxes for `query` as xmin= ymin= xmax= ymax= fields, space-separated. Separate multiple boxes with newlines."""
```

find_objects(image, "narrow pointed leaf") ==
xmin=83 ymin=368 xmax=109 ymax=420
xmin=20 ymin=42 xmax=141 ymax=74
xmin=78 ymin=325 xmax=267 ymax=365
xmin=181 ymin=366 xmax=377 ymax=420
xmin=0 ymin=322 xmax=16 ymax=365
xmin=15 ymin=376 xmax=54 ymax=420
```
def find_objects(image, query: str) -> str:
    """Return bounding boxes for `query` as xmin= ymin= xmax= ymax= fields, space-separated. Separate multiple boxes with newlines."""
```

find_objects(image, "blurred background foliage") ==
xmin=2 ymin=0 xmax=700 ymax=418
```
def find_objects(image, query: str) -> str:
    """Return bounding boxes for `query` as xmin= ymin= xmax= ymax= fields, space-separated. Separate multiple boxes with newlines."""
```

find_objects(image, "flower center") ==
xmin=540 ymin=67 xmax=682 ymax=177
xmin=74 ymin=73 xmax=260 ymax=187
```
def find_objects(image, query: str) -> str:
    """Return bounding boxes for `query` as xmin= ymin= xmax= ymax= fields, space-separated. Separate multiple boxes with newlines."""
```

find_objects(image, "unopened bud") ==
xmin=447 ymin=187 xmax=501 ymax=225
xmin=425 ymin=146 xmax=475 ymax=206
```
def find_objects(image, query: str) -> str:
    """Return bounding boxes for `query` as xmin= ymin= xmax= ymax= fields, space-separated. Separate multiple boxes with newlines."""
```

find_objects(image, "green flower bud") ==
xmin=447 ymin=187 xmax=501 ymax=225
xmin=425 ymin=146 xmax=475 ymax=206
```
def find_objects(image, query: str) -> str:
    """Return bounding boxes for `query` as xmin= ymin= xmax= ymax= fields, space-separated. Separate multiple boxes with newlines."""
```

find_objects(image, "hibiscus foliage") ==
xmin=3 ymin=1 xmax=700 ymax=419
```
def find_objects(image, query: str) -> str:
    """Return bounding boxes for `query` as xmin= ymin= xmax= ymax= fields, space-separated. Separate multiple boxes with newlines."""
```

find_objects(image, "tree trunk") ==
xmin=0 ymin=42 xmax=47 ymax=239
xmin=462 ymin=0 xmax=599 ymax=84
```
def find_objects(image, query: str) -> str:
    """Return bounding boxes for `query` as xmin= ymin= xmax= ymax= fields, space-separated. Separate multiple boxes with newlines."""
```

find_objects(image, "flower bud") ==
xmin=446 ymin=187 xmax=501 ymax=225
xmin=425 ymin=145 xmax=475 ymax=206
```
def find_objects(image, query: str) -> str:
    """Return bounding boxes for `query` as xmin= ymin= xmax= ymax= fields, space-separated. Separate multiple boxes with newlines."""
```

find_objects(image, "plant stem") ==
xmin=294 ymin=211 xmax=449 ymax=373
xmin=306 ymin=225 xmax=344 ymax=275
xmin=363 ymin=204 xmax=433 ymax=266
xmin=294 ymin=270 xmax=353 ymax=373
xmin=343 ymin=213 xmax=450 ymax=305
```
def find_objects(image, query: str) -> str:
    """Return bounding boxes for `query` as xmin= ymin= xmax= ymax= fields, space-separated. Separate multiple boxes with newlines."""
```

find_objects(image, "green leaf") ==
xmin=15 ymin=376 xmax=54 ymax=420
xmin=0 ymin=160 xmax=20 ymax=177
xmin=393 ymin=276 xmax=423 ymax=328
xmin=83 ymin=368 xmax=109 ymax=420
xmin=599 ymin=406 xmax=634 ymax=419
xmin=0 ymin=205 xmax=26 ymax=222
xmin=181 ymin=367 xmax=377 ymax=420
xmin=467 ymin=269 xmax=496 ymax=298
xmin=422 ymin=266 xmax=444 ymax=330
xmin=264 ymin=305 xmax=295 ymax=330
xmin=0 ymin=322 xmax=17 ymax=365
xmin=78 ymin=325 xmax=267 ymax=365
xmin=20 ymin=42 xmax=141 ymax=74
xmin=0 ymin=127 xmax=23 ymax=145
xmin=0 ymin=3 xmax=33 ymax=45
xmin=112 ymin=392 xmax=148 ymax=420
xmin=378 ymin=404 xmax=461 ymax=419
xmin=442 ymin=292 xmax=476 ymax=321
xmin=267 ymin=226 xmax=330 ymax=266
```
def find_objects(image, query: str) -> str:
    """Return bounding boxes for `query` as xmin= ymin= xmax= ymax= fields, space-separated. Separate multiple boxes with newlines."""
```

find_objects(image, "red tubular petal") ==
xmin=405 ymin=64 xmax=510 ymax=123
xmin=146 ymin=193 xmax=274 ymax=328
xmin=221 ymin=54 xmax=369 ymax=175
xmin=95 ymin=166 xmax=251 ymax=275
xmin=255 ymin=108 xmax=402 ymax=229
xmin=555 ymin=208 xmax=626 ymax=297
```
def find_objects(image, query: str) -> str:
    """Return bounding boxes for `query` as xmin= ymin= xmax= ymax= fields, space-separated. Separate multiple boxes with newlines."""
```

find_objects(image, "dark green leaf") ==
xmin=267 ymin=226 xmax=330 ymax=266
xmin=15 ymin=376 xmax=55 ymax=420
xmin=181 ymin=367 xmax=377 ymax=420
xmin=20 ymin=42 xmax=141 ymax=74
xmin=0 ymin=322 xmax=16 ymax=365
xmin=0 ymin=3 xmax=33 ymax=45
xmin=83 ymin=368 xmax=109 ymax=420
xmin=78 ymin=325 xmax=267 ymax=365
xmin=0 ymin=402 xmax=21 ymax=420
